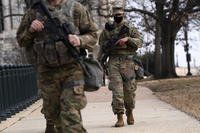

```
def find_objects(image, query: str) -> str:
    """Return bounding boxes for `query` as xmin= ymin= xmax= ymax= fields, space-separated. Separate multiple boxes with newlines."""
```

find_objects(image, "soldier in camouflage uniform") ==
xmin=98 ymin=6 xmax=143 ymax=127
xmin=17 ymin=0 xmax=98 ymax=132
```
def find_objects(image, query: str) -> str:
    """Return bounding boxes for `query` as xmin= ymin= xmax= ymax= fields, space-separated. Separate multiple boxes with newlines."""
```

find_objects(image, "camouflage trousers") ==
xmin=107 ymin=57 xmax=137 ymax=114
xmin=37 ymin=62 xmax=87 ymax=133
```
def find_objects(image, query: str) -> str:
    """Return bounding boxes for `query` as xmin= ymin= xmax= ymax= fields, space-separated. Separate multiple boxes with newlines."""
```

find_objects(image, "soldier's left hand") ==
xmin=116 ymin=37 xmax=129 ymax=45
xmin=68 ymin=34 xmax=81 ymax=47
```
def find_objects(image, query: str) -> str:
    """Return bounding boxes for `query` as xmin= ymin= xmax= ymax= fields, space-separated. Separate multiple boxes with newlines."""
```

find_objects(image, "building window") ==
xmin=1 ymin=0 xmax=25 ymax=31
xmin=12 ymin=0 xmax=25 ymax=29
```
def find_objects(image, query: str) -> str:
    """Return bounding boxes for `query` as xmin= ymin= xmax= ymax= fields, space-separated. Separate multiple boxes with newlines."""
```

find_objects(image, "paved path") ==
xmin=1 ymin=86 xmax=200 ymax=133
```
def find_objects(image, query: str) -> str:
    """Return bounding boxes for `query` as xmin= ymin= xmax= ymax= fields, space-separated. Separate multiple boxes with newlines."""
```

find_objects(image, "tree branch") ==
xmin=189 ymin=8 xmax=200 ymax=13
xmin=125 ymin=8 xmax=157 ymax=20
xmin=3 ymin=14 xmax=23 ymax=18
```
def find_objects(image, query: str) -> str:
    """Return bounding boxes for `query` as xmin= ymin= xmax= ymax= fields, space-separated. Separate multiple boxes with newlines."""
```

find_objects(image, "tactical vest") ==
xmin=30 ymin=0 xmax=78 ymax=67
xmin=106 ymin=22 xmax=135 ymax=56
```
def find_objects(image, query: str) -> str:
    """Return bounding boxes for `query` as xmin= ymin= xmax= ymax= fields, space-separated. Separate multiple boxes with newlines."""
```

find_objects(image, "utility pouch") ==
xmin=25 ymin=46 xmax=37 ymax=65
xmin=44 ymin=42 xmax=59 ymax=66
xmin=121 ymin=61 xmax=136 ymax=82
xmin=33 ymin=41 xmax=46 ymax=65
xmin=133 ymin=57 xmax=144 ymax=80
xmin=55 ymin=41 xmax=69 ymax=65
xmin=135 ymin=65 xmax=144 ymax=80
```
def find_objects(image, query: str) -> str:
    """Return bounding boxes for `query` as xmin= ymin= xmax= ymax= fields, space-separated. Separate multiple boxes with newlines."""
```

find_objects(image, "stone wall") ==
xmin=0 ymin=0 xmax=26 ymax=65
xmin=0 ymin=35 xmax=27 ymax=65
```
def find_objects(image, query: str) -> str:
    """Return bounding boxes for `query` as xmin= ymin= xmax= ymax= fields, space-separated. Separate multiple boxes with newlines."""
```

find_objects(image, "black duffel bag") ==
xmin=83 ymin=57 xmax=104 ymax=92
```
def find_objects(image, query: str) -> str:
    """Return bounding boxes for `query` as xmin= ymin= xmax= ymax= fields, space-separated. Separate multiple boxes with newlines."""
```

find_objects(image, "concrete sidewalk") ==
xmin=1 ymin=86 xmax=200 ymax=133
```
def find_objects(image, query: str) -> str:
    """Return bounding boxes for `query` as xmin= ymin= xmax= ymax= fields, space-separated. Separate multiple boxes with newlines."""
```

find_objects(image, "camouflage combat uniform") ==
xmin=17 ymin=0 xmax=98 ymax=132
xmin=98 ymin=20 xmax=142 ymax=115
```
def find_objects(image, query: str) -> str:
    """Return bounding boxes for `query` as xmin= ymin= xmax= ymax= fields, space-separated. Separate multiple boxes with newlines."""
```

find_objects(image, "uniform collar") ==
xmin=113 ymin=20 xmax=125 ymax=27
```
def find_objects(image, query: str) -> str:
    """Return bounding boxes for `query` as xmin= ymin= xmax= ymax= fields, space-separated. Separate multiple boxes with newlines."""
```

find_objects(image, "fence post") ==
xmin=0 ymin=66 xmax=6 ymax=121
xmin=0 ymin=64 xmax=39 ymax=122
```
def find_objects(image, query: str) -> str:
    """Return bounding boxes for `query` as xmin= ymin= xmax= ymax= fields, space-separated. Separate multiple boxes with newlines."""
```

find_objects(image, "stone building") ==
xmin=0 ymin=0 xmax=125 ymax=64
xmin=0 ymin=0 xmax=26 ymax=64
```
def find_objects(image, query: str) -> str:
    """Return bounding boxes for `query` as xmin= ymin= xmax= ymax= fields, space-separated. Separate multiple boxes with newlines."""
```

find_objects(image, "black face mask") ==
xmin=114 ymin=16 xmax=123 ymax=23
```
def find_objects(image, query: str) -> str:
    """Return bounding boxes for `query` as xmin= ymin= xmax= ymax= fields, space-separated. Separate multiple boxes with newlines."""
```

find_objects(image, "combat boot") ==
xmin=126 ymin=109 xmax=134 ymax=125
xmin=45 ymin=124 xmax=56 ymax=133
xmin=115 ymin=113 xmax=124 ymax=127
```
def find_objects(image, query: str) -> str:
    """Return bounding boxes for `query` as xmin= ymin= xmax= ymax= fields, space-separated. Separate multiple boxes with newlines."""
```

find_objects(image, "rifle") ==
xmin=99 ymin=25 xmax=129 ymax=85
xmin=31 ymin=0 xmax=90 ymax=76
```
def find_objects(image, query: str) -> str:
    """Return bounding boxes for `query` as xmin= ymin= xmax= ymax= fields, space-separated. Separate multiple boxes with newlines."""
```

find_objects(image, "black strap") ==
xmin=62 ymin=80 xmax=85 ymax=89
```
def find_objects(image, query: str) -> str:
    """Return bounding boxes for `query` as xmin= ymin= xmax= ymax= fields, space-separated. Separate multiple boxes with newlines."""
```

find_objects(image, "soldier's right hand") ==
xmin=116 ymin=37 xmax=129 ymax=46
xmin=29 ymin=19 xmax=44 ymax=33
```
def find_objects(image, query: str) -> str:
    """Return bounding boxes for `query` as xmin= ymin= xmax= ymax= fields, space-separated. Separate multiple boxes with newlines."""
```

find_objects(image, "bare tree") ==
xmin=126 ymin=0 xmax=200 ymax=78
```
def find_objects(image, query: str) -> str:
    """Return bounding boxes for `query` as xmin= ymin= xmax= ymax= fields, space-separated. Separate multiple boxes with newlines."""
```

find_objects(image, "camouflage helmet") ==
xmin=112 ymin=0 xmax=125 ymax=15
xmin=112 ymin=6 xmax=124 ymax=15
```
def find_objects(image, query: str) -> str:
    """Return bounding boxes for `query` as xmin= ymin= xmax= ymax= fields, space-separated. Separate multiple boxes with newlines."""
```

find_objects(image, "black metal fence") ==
xmin=0 ymin=64 xmax=39 ymax=122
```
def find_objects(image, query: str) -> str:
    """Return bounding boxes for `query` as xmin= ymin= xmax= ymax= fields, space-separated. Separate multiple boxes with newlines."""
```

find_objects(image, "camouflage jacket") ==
xmin=17 ymin=0 xmax=98 ymax=66
xmin=98 ymin=20 xmax=142 ymax=58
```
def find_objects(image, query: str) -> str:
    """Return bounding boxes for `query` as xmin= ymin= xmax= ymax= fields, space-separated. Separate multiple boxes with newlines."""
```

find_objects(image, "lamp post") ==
xmin=176 ymin=53 xmax=179 ymax=67
xmin=184 ymin=19 xmax=192 ymax=76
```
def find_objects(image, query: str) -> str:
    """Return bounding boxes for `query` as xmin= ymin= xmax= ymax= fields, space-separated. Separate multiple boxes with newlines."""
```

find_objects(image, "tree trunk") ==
xmin=154 ymin=1 xmax=163 ymax=78
xmin=154 ymin=21 xmax=162 ymax=78
xmin=161 ymin=21 xmax=177 ymax=78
